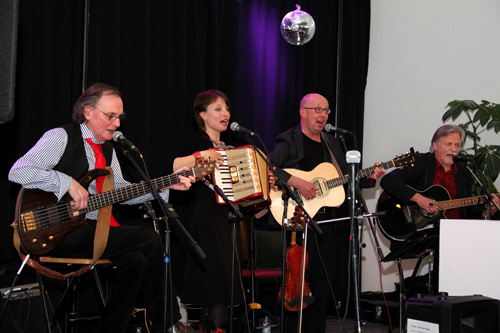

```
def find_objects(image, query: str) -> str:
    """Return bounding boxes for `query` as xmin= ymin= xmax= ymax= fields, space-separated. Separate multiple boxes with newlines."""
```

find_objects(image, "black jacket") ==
xmin=380 ymin=152 xmax=479 ymax=219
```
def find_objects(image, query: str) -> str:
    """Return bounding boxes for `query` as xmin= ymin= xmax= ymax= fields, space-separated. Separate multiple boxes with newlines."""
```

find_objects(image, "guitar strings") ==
xmin=24 ymin=166 xmax=210 ymax=230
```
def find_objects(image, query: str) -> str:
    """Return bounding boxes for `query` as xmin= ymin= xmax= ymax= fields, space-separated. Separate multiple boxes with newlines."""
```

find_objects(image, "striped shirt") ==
xmin=8 ymin=123 xmax=168 ymax=220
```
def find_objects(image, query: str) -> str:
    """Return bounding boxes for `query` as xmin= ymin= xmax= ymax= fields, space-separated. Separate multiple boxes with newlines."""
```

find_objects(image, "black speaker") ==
xmin=0 ymin=0 xmax=19 ymax=124
xmin=0 ymin=283 xmax=52 ymax=333
xmin=406 ymin=294 xmax=500 ymax=332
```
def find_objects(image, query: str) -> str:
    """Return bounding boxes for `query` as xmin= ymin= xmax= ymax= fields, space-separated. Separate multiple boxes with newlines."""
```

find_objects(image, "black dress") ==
xmin=167 ymin=131 xmax=244 ymax=306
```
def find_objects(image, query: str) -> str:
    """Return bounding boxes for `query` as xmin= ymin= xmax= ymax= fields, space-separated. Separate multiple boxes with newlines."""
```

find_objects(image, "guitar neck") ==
xmin=326 ymin=160 xmax=395 ymax=189
xmin=437 ymin=193 xmax=499 ymax=211
xmin=81 ymin=168 xmax=197 ymax=214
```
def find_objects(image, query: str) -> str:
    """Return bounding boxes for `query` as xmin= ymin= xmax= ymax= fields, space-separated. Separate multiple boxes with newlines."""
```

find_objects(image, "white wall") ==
xmin=362 ymin=0 xmax=500 ymax=293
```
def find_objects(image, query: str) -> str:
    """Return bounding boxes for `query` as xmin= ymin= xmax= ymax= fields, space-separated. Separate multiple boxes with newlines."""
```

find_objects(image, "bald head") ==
xmin=300 ymin=93 xmax=328 ymax=110
xmin=299 ymin=93 xmax=330 ymax=140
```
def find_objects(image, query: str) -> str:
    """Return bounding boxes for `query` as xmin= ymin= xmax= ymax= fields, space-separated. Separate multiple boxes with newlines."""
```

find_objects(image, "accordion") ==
xmin=213 ymin=145 xmax=270 ymax=211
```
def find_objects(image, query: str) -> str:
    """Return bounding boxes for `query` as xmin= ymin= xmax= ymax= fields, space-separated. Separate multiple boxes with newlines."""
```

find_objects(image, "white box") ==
xmin=439 ymin=219 xmax=500 ymax=299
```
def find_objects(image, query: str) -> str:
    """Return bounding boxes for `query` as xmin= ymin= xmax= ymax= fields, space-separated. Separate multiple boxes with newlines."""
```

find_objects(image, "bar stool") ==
xmin=36 ymin=257 xmax=113 ymax=333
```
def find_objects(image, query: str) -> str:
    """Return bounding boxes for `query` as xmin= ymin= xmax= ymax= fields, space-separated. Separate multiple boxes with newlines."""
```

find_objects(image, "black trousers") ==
xmin=51 ymin=223 xmax=181 ymax=333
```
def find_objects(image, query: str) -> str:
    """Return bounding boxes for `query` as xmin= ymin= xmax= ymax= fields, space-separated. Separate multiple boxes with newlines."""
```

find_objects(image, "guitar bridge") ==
xmin=313 ymin=178 xmax=328 ymax=197
xmin=20 ymin=211 xmax=37 ymax=232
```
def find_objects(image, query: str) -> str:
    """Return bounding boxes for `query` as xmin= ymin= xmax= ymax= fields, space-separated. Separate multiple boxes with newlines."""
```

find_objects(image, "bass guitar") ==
xmin=376 ymin=185 xmax=498 ymax=241
xmin=14 ymin=161 xmax=214 ymax=255
xmin=269 ymin=149 xmax=417 ymax=224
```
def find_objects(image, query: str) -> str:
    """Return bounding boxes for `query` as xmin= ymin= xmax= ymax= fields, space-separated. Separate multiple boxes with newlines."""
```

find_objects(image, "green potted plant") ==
xmin=442 ymin=100 xmax=500 ymax=216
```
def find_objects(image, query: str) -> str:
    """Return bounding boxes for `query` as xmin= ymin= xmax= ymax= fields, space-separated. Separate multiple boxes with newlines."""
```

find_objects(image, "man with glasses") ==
xmin=8 ymin=83 xmax=195 ymax=332
xmin=269 ymin=93 xmax=385 ymax=332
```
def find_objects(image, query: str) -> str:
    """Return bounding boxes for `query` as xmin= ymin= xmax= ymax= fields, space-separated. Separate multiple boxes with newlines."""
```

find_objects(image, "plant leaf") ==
xmin=487 ymin=119 xmax=499 ymax=132
xmin=463 ymin=100 xmax=478 ymax=110
xmin=474 ymin=108 xmax=490 ymax=126
xmin=442 ymin=102 xmax=464 ymax=122
xmin=491 ymin=104 xmax=500 ymax=119
xmin=475 ymin=146 xmax=500 ymax=183
xmin=464 ymin=129 xmax=480 ymax=142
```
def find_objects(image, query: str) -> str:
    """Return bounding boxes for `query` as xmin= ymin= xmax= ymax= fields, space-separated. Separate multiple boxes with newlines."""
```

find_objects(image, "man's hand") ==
xmin=412 ymin=192 xmax=439 ymax=215
xmin=485 ymin=193 xmax=500 ymax=218
xmin=169 ymin=166 xmax=195 ymax=191
xmin=68 ymin=179 xmax=89 ymax=211
xmin=368 ymin=162 xmax=386 ymax=180
xmin=288 ymin=175 xmax=317 ymax=200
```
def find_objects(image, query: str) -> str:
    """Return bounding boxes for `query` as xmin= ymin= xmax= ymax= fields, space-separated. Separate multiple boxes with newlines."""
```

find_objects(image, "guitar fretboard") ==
xmin=81 ymin=167 xmax=207 ymax=214
xmin=438 ymin=195 xmax=498 ymax=211
xmin=326 ymin=160 xmax=396 ymax=189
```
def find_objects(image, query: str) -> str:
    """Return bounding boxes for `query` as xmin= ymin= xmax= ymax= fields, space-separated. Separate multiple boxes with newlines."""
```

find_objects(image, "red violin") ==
xmin=279 ymin=206 xmax=314 ymax=311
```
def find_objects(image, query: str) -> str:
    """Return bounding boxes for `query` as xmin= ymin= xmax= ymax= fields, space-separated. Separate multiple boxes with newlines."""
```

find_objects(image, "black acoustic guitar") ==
xmin=377 ymin=185 xmax=496 ymax=241
xmin=14 ymin=161 xmax=214 ymax=256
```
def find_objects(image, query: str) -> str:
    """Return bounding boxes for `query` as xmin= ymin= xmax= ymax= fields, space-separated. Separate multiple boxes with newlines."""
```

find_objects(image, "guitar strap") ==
xmin=321 ymin=132 xmax=343 ymax=177
xmin=12 ymin=167 xmax=114 ymax=280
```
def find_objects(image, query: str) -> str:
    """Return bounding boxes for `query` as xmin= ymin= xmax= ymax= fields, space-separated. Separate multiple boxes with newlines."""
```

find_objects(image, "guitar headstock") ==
xmin=193 ymin=158 xmax=216 ymax=180
xmin=393 ymin=147 xmax=418 ymax=167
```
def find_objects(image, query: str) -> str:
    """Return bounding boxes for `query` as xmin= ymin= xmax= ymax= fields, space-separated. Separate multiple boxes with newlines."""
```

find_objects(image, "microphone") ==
xmin=346 ymin=150 xmax=361 ymax=165
xmin=229 ymin=122 xmax=255 ymax=136
xmin=453 ymin=155 xmax=472 ymax=164
xmin=112 ymin=131 xmax=141 ymax=154
xmin=346 ymin=150 xmax=361 ymax=226
xmin=324 ymin=123 xmax=350 ymax=135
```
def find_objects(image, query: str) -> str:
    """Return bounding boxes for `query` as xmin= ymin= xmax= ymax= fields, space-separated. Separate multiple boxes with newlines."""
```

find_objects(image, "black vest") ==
xmin=54 ymin=123 xmax=113 ymax=179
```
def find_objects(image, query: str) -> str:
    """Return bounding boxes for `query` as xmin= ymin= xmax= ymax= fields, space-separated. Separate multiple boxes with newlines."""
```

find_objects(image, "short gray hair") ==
xmin=429 ymin=125 xmax=465 ymax=153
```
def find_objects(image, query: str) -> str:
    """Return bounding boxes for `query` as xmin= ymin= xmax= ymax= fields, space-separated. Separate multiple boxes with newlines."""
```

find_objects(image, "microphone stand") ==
xmin=0 ymin=254 xmax=33 ymax=331
xmin=118 ymin=146 xmax=206 ymax=333
xmin=239 ymin=132 xmax=323 ymax=333
xmin=202 ymin=179 xmax=243 ymax=333
xmin=461 ymin=162 xmax=500 ymax=217
xmin=346 ymin=150 xmax=362 ymax=332
xmin=316 ymin=211 xmax=386 ymax=225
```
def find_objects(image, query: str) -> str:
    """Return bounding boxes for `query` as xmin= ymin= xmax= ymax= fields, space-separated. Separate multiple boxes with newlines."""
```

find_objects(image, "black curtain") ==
xmin=0 ymin=0 xmax=370 ymax=274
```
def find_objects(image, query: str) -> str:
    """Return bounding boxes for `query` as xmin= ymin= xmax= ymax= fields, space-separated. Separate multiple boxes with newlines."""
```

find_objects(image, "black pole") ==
xmin=117 ymin=146 xmax=206 ymax=332
xmin=82 ymin=0 xmax=89 ymax=92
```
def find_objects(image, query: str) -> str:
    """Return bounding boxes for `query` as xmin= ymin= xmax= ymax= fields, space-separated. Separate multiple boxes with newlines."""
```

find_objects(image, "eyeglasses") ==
xmin=93 ymin=106 xmax=126 ymax=122
xmin=303 ymin=107 xmax=331 ymax=115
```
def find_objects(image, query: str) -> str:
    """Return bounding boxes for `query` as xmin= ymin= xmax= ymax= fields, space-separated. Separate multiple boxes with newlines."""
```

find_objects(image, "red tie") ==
xmin=85 ymin=139 xmax=120 ymax=226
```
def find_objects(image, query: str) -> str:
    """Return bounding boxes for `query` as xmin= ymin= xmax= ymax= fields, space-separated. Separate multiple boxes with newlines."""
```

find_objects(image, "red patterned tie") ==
xmin=85 ymin=138 xmax=120 ymax=226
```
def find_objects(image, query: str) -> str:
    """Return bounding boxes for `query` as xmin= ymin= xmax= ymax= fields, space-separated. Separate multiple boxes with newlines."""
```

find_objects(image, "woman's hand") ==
xmin=268 ymin=169 xmax=278 ymax=191
xmin=200 ymin=149 xmax=225 ymax=170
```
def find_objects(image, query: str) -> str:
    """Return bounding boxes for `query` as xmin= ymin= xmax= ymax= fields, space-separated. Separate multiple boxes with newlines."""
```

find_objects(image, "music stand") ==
xmin=379 ymin=226 xmax=439 ymax=332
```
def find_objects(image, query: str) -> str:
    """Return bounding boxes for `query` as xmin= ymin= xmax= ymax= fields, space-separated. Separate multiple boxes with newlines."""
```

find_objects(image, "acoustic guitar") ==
xmin=13 ymin=161 xmax=214 ymax=256
xmin=376 ymin=185 xmax=498 ymax=241
xmin=269 ymin=149 xmax=417 ymax=224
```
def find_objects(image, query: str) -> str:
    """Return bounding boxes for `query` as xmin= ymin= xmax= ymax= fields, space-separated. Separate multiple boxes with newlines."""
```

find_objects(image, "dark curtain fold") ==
xmin=0 ymin=0 xmax=370 ymax=265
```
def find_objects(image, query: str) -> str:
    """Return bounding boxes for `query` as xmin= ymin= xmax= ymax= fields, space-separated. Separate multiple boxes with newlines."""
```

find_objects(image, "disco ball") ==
xmin=280 ymin=5 xmax=316 ymax=46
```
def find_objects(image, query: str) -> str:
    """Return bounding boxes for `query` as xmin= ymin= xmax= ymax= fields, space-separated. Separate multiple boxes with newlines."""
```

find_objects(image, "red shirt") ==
xmin=433 ymin=156 xmax=461 ymax=219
